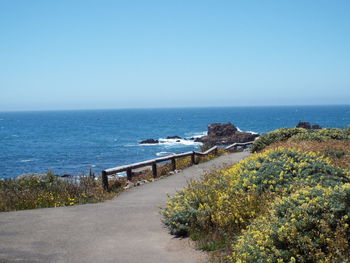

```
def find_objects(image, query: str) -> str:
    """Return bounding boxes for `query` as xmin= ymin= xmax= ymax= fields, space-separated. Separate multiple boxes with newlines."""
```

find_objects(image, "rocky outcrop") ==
xmin=207 ymin=123 xmax=237 ymax=137
xmin=296 ymin=122 xmax=322 ymax=129
xmin=139 ymin=136 xmax=182 ymax=144
xmin=166 ymin=136 xmax=182 ymax=139
xmin=140 ymin=139 xmax=159 ymax=144
xmin=139 ymin=123 xmax=259 ymax=146
xmin=61 ymin=174 xmax=73 ymax=178
xmin=195 ymin=122 xmax=259 ymax=146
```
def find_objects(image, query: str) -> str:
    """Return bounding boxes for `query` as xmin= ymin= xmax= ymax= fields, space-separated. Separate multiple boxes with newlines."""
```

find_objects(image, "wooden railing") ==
xmin=101 ymin=141 xmax=254 ymax=191
xmin=224 ymin=141 xmax=255 ymax=150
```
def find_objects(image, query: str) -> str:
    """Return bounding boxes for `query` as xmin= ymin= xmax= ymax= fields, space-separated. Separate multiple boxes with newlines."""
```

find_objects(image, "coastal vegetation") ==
xmin=0 ymin=171 xmax=122 ymax=212
xmin=251 ymin=127 xmax=350 ymax=152
xmin=0 ymin=148 xmax=223 ymax=212
xmin=162 ymin=127 xmax=350 ymax=262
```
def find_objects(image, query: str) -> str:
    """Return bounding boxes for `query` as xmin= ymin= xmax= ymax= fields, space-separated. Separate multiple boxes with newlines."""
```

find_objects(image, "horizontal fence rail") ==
xmin=224 ymin=141 xmax=255 ymax=151
xmin=101 ymin=142 xmax=254 ymax=191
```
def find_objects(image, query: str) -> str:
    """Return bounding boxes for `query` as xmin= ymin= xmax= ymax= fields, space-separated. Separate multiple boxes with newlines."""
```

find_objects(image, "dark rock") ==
xmin=166 ymin=136 xmax=182 ymax=139
xmin=296 ymin=122 xmax=312 ymax=129
xmin=140 ymin=139 xmax=159 ymax=144
xmin=197 ymin=132 xmax=259 ymax=146
xmin=196 ymin=122 xmax=259 ymax=146
xmin=208 ymin=122 xmax=237 ymax=137
xmin=61 ymin=174 xmax=73 ymax=178
xmin=176 ymin=140 xmax=180 ymax=142
xmin=296 ymin=122 xmax=322 ymax=129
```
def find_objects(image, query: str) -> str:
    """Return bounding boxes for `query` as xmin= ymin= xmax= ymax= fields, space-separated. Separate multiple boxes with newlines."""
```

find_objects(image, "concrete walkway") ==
xmin=0 ymin=152 xmax=250 ymax=263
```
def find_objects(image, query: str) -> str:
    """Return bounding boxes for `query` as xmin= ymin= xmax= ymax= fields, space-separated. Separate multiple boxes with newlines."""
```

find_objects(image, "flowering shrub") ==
xmin=231 ymin=184 xmax=350 ymax=263
xmin=252 ymin=128 xmax=350 ymax=152
xmin=163 ymin=176 xmax=268 ymax=236
xmin=265 ymin=140 xmax=350 ymax=169
xmin=235 ymin=148 xmax=348 ymax=194
xmin=290 ymin=128 xmax=349 ymax=142
xmin=162 ymin=144 xmax=350 ymax=262
xmin=162 ymin=148 xmax=349 ymax=236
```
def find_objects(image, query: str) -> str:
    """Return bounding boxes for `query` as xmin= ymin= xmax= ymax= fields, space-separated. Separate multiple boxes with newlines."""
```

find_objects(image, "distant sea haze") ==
xmin=0 ymin=105 xmax=349 ymax=179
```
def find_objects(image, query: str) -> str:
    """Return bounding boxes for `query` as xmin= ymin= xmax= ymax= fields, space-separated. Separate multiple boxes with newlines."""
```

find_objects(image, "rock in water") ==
xmin=196 ymin=122 xmax=259 ymax=146
xmin=140 ymin=139 xmax=159 ymax=144
xmin=296 ymin=122 xmax=312 ymax=129
xmin=207 ymin=122 xmax=237 ymax=137
xmin=296 ymin=122 xmax=322 ymax=129
xmin=166 ymin=136 xmax=182 ymax=139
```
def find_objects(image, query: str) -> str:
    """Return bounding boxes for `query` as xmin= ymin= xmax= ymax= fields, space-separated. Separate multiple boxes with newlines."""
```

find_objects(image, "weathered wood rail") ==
xmin=101 ymin=141 xmax=254 ymax=191
xmin=224 ymin=141 xmax=255 ymax=151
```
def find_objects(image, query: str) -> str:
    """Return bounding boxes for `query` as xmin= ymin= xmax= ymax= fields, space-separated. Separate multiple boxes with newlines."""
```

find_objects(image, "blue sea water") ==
xmin=0 ymin=106 xmax=349 ymax=179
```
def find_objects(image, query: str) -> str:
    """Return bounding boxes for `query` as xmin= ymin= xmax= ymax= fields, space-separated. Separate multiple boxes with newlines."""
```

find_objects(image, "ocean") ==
xmin=0 ymin=105 xmax=349 ymax=179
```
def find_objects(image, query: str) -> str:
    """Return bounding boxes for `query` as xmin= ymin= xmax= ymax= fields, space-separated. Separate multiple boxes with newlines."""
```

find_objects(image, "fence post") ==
xmin=102 ymin=170 xmax=109 ymax=191
xmin=171 ymin=158 xmax=176 ymax=171
xmin=152 ymin=162 xmax=157 ymax=178
xmin=214 ymin=147 xmax=218 ymax=155
xmin=127 ymin=168 xmax=132 ymax=180
xmin=191 ymin=152 xmax=196 ymax=165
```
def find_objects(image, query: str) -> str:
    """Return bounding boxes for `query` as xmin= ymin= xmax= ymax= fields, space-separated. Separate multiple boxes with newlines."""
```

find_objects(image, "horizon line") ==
xmin=0 ymin=104 xmax=349 ymax=113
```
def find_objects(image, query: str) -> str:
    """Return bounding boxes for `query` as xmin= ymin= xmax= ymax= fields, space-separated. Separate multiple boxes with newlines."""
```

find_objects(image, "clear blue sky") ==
xmin=1 ymin=0 xmax=349 ymax=111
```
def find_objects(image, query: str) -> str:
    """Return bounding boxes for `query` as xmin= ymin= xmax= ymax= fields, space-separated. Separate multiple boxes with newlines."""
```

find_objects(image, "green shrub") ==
xmin=289 ymin=132 xmax=327 ymax=142
xmin=251 ymin=128 xmax=307 ymax=152
xmin=236 ymin=149 xmax=349 ymax=194
xmin=252 ymin=128 xmax=350 ymax=152
xmin=231 ymin=184 xmax=350 ymax=263
xmin=318 ymin=128 xmax=349 ymax=140
xmin=325 ymin=149 xmax=347 ymax=159
xmin=345 ymin=126 xmax=350 ymax=136
xmin=162 ymin=148 xmax=350 ymax=237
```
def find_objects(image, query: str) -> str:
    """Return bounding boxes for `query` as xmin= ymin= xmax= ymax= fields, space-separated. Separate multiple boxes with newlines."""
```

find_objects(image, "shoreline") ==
xmin=1 ymin=106 xmax=349 ymax=179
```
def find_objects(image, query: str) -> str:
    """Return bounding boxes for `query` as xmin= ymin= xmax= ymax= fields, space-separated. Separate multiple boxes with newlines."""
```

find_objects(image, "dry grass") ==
xmin=129 ymin=149 xmax=226 ymax=181
xmin=0 ymin=148 xmax=227 ymax=212
xmin=0 ymin=172 xmax=122 ymax=212
xmin=265 ymin=140 xmax=350 ymax=169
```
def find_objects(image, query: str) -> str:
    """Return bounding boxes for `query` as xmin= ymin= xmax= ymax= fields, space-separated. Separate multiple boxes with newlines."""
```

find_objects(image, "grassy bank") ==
xmin=0 ymin=171 xmax=122 ymax=212
xmin=0 ymin=148 xmax=225 ymax=212
xmin=162 ymin=127 xmax=350 ymax=262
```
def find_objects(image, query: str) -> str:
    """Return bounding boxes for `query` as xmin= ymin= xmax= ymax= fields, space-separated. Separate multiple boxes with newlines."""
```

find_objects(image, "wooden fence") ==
xmin=101 ymin=141 xmax=254 ymax=191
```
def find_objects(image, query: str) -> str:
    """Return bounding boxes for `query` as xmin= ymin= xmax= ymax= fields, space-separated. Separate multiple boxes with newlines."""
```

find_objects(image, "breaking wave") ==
xmin=157 ymin=138 xmax=202 ymax=146
xmin=20 ymin=159 xmax=38 ymax=163
xmin=237 ymin=126 xmax=258 ymax=135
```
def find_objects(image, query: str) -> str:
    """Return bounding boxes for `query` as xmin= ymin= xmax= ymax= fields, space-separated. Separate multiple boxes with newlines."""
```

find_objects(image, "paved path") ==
xmin=0 ymin=152 xmax=250 ymax=263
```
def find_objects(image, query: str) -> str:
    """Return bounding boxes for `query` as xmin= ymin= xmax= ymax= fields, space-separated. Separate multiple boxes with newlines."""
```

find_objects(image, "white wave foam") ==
xmin=237 ymin=126 xmax=258 ymax=135
xmin=134 ymin=136 xmax=203 ymax=147
xmin=20 ymin=159 xmax=37 ymax=163
xmin=158 ymin=138 xmax=202 ymax=146
xmin=124 ymin=143 xmax=140 ymax=147
xmin=185 ymin=131 xmax=207 ymax=139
